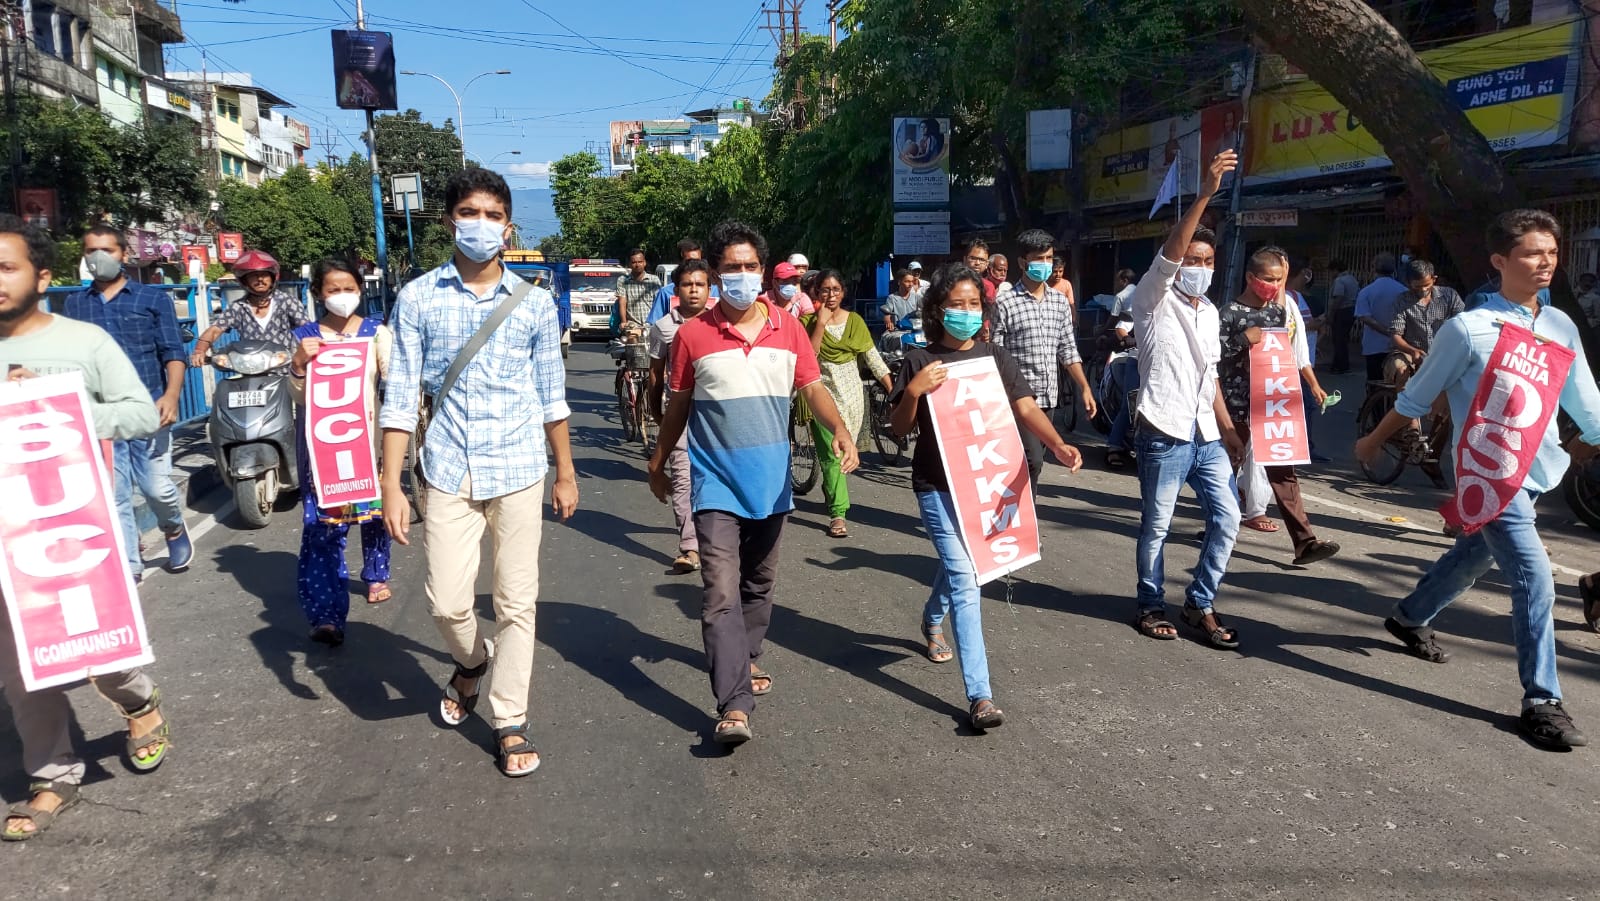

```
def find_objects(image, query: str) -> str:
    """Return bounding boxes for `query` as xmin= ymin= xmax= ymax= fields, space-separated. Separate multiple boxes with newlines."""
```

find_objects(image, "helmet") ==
xmin=233 ymin=250 xmax=280 ymax=280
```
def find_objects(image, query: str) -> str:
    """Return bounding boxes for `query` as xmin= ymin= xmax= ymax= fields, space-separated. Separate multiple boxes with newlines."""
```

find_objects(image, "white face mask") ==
xmin=719 ymin=272 xmax=762 ymax=310
xmin=1174 ymin=265 xmax=1213 ymax=299
xmin=324 ymin=292 xmax=361 ymax=318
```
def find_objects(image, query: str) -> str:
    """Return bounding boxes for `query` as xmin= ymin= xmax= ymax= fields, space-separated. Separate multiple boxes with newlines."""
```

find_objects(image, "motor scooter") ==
xmin=207 ymin=339 xmax=300 ymax=528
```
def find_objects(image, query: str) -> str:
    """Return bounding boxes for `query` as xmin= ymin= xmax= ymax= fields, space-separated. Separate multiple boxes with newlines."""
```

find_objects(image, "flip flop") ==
xmin=367 ymin=582 xmax=392 ymax=604
xmin=1241 ymin=516 xmax=1281 ymax=533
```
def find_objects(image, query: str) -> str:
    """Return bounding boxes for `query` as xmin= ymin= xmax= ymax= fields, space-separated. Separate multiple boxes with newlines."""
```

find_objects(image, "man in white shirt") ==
xmin=1128 ymin=150 xmax=1247 ymax=650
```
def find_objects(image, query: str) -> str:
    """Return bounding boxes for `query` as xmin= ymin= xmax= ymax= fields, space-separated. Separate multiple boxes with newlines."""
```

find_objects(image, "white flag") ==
xmin=1149 ymin=155 xmax=1180 ymax=220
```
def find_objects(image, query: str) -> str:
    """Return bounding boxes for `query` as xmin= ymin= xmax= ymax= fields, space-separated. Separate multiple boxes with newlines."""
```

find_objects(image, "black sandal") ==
xmin=1384 ymin=617 xmax=1450 ymax=663
xmin=1581 ymin=575 xmax=1600 ymax=633
xmin=2 ymin=781 xmax=80 ymax=842
xmin=970 ymin=699 xmax=1005 ymax=730
xmin=1181 ymin=605 xmax=1240 ymax=649
xmin=1135 ymin=610 xmax=1178 ymax=641
xmin=440 ymin=657 xmax=491 ymax=727
xmin=493 ymin=724 xmax=541 ymax=778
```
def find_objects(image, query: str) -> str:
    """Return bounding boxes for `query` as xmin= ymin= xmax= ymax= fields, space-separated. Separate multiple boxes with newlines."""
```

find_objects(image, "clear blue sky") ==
xmin=169 ymin=0 xmax=823 ymax=184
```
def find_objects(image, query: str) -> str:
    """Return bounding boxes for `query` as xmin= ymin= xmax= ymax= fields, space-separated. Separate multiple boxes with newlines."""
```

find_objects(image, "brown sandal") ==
xmin=828 ymin=518 xmax=849 ymax=538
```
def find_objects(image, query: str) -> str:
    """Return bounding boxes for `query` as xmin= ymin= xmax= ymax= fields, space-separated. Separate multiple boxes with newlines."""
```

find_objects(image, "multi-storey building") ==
xmin=167 ymin=70 xmax=305 ymax=186
xmin=606 ymin=100 xmax=756 ymax=173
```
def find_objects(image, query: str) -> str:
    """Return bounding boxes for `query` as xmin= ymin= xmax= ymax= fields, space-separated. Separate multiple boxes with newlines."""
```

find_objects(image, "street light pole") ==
xmin=355 ymin=0 xmax=390 ymax=304
xmin=400 ymin=69 xmax=511 ymax=168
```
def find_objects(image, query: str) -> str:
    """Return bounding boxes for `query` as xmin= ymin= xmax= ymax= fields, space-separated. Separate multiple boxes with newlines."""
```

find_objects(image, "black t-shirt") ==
xmin=890 ymin=340 xmax=1036 ymax=493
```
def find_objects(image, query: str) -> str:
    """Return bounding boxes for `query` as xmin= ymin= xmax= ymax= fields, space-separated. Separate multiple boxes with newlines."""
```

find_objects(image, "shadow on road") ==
xmin=213 ymin=544 xmax=447 ymax=721
xmin=538 ymin=601 xmax=707 ymax=737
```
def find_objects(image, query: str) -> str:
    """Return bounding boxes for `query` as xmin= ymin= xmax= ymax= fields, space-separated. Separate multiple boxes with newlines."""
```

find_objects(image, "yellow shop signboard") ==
xmin=1247 ymin=18 xmax=1581 ymax=184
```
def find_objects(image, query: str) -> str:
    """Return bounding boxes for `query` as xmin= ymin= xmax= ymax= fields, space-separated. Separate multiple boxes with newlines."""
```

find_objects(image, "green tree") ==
xmin=218 ymin=165 xmax=357 ymax=270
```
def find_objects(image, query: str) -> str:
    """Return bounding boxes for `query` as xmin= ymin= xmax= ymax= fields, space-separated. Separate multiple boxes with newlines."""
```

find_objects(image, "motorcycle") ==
xmin=207 ymin=339 xmax=300 ymax=528
xmin=1560 ymin=416 xmax=1600 ymax=531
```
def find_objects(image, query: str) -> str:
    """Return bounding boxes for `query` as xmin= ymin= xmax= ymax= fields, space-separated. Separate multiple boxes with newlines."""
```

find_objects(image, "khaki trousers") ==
xmin=424 ymin=476 xmax=544 ymax=729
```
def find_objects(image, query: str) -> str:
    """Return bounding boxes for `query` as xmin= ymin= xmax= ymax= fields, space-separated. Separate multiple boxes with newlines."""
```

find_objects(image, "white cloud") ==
xmin=503 ymin=161 xmax=552 ymax=179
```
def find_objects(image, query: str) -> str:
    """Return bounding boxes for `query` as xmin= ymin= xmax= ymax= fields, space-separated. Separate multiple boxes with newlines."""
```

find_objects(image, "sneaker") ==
xmin=163 ymin=524 xmax=194 ymax=573
xmin=1520 ymin=702 xmax=1588 ymax=750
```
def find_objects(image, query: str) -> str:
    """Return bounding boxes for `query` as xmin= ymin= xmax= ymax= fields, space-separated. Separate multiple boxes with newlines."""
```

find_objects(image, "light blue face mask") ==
xmin=1026 ymin=260 xmax=1053 ymax=283
xmin=777 ymin=283 xmax=799 ymax=300
xmin=942 ymin=308 xmax=984 ymax=340
xmin=453 ymin=218 xmax=504 ymax=263
xmin=719 ymin=271 xmax=762 ymax=309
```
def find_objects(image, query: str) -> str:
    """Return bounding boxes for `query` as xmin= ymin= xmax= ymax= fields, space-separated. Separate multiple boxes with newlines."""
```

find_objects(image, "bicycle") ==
xmin=791 ymin=393 xmax=819 ymax=495
xmin=609 ymin=331 xmax=654 ymax=452
xmin=1355 ymin=380 xmax=1450 ymax=486
xmin=867 ymin=354 xmax=913 ymax=465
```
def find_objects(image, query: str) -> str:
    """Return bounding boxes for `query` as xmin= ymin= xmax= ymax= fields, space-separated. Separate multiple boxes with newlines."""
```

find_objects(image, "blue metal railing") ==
xmin=44 ymin=280 xmax=312 ymax=424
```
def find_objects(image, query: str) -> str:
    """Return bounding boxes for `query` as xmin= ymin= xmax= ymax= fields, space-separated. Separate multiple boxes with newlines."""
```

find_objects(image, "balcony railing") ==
xmin=133 ymin=0 xmax=183 ymax=44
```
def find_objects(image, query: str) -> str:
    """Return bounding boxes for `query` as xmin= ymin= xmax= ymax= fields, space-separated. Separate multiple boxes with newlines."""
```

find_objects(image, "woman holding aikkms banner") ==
xmin=288 ymin=258 xmax=394 ymax=647
xmin=887 ymin=262 xmax=1083 ymax=732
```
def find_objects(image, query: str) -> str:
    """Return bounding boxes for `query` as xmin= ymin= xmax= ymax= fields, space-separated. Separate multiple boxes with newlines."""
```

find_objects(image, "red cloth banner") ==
xmin=926 ymin=356 xmax=1041 ymax=584
xmin=0 ymin=373 xmax=153 ymax=691
xmin=1249 ymin=328 xmax=1310 ymax=466
xmin=305 ymin=339 xmax=381 ymax=509
xmin=1444 ymin=322 xmax=1574 ymax=535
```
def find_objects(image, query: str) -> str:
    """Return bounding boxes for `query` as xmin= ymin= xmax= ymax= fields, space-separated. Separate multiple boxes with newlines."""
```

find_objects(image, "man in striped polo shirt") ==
xmin=648 ymin=219 xmax=859 ymax=746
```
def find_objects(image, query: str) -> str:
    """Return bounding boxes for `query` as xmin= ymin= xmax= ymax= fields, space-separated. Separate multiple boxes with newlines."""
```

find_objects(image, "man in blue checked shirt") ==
xmin=379 ymin=168 xmax=577 ymax=779
xmin=64 ymin=225 xmax=194 ymax=582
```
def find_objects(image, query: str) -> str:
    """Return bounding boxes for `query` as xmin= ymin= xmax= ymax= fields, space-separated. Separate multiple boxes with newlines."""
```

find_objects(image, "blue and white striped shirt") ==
xmin=380 ymin=261 xmax=571 ymax=500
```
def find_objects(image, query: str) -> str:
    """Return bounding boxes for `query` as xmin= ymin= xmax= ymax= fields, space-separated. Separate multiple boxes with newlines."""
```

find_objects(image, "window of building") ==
xmin=217 ymin=97 xmax=240 ymax=123
xmin=31 ymin=5 xmax=56 ymax=56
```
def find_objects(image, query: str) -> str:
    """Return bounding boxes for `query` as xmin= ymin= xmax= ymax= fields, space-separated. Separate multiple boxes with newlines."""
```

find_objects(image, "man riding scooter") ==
xmin=189 ymin=250 xmax=309 ymax=526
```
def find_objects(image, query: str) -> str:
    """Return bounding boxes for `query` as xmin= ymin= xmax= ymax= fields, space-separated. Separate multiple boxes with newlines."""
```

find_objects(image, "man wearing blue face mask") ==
xmin=1127 ymin=150 xmax=1247 ymax=650
xmin=990 ymin=228 xmax=1095 ymax=489
xmin=380 ymin=168 xmax=578 ymax=779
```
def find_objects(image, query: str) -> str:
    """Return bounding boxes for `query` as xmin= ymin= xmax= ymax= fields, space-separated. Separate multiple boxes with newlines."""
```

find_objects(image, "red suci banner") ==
xmin=0 ymin=373 xmax=153 ymax=691
xmin=305 ymin=339 xmax=381 ymax=509
xmin=1249 ymin=327 xmax=1310 ymax=466
xmin=1444 ymin=321 xmax=1574 ymax=535
xmin=925 ymin=356 xmax=1041 ymax=584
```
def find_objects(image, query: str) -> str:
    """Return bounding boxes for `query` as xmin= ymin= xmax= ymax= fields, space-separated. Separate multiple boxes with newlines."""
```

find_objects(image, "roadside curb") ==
xmin=130 ymin=419 xmax=228 ymax=540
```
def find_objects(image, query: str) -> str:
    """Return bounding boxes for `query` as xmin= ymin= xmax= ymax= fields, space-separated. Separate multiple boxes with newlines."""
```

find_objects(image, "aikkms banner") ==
xmin=925 ymin=356 xmax=1041 ymax=584
xmin=0 ymin=373 xmax=153 ymax=691
xmin=1444 ymin=321 xmax=1573 ymax=535
xmin=1249 ymin=328 xmax=1311 ymax=466
xmin=305 ymin=339 xmax=382 ymax=509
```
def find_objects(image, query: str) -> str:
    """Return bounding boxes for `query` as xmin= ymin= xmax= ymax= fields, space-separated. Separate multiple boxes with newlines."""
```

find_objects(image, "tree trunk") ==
xmin=1236 ymin=0 xmax=1518 ymax=286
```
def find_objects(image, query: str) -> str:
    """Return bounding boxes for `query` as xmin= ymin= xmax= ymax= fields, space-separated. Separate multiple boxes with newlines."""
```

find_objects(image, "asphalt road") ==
xmin=4 ymin=342 xmax=1600 ymax=900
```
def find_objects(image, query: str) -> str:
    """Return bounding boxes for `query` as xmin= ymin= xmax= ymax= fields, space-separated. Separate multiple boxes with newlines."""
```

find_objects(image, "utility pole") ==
xmin=355 ymin=0 xmax=390 ymax=299
xmin=763 ymin=0 xmax=804 ymax=63
xmin=827 ymin=0 xmax=841 ymax=49
xmin=1222 ymin=44 xmax=1259 ymax=304
xmin=2 ymin=12 xmax=19 ymax=215
xmin=318 ymin=122 xmax=339 ymax=167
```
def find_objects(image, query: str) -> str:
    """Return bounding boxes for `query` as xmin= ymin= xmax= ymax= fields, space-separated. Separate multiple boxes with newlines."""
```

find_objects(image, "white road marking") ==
xmin=137 ymin=499 xmax=238 ymax=587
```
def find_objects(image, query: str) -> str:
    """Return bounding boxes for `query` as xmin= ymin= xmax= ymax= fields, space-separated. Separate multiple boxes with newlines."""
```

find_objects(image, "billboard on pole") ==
xmin=1027 ymin=109 xmax=1073 ymax=171
xmin=892 ymin=117 xmax=950 ymax=206
xmin=332 ymin=30 xmax=398 ymax=111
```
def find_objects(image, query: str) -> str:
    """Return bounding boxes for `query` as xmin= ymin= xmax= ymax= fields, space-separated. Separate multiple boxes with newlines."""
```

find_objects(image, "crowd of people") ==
xmin=5 ymin=155 xmax=1600 ymax=841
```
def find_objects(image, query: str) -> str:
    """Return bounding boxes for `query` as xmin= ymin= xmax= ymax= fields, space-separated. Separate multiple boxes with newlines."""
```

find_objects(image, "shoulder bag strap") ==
xmin=433 ymin=279 xmax=533 ymax=407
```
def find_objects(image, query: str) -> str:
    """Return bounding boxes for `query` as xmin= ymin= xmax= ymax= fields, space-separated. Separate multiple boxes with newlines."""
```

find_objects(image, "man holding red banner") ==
xmin=1357 ymin=210 xmax=1600 ymax=751
xmin=0 ymin=215 xmax=172 ymax=840
xmin=1217 ymin=247 xmax=1340 ymax=566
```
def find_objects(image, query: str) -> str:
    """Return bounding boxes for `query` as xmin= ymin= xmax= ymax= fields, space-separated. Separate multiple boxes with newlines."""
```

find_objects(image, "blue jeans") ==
xmin=917 ymin=491 xmax=991 ymax=703
xmin=113 ymin=428 xmax=185 ymax=577
xmin=1393 ymin=489 xmax=1560 ymax=703
xmin=1134 ymin=424 xmax=1240 ymax=615
xmin=1107 ymin=357 xmax=1140 ymax=451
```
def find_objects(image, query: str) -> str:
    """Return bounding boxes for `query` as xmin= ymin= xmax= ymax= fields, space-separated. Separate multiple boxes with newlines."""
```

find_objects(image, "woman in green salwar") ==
xmin=803 ymin=269 xmax=893 ymax=537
